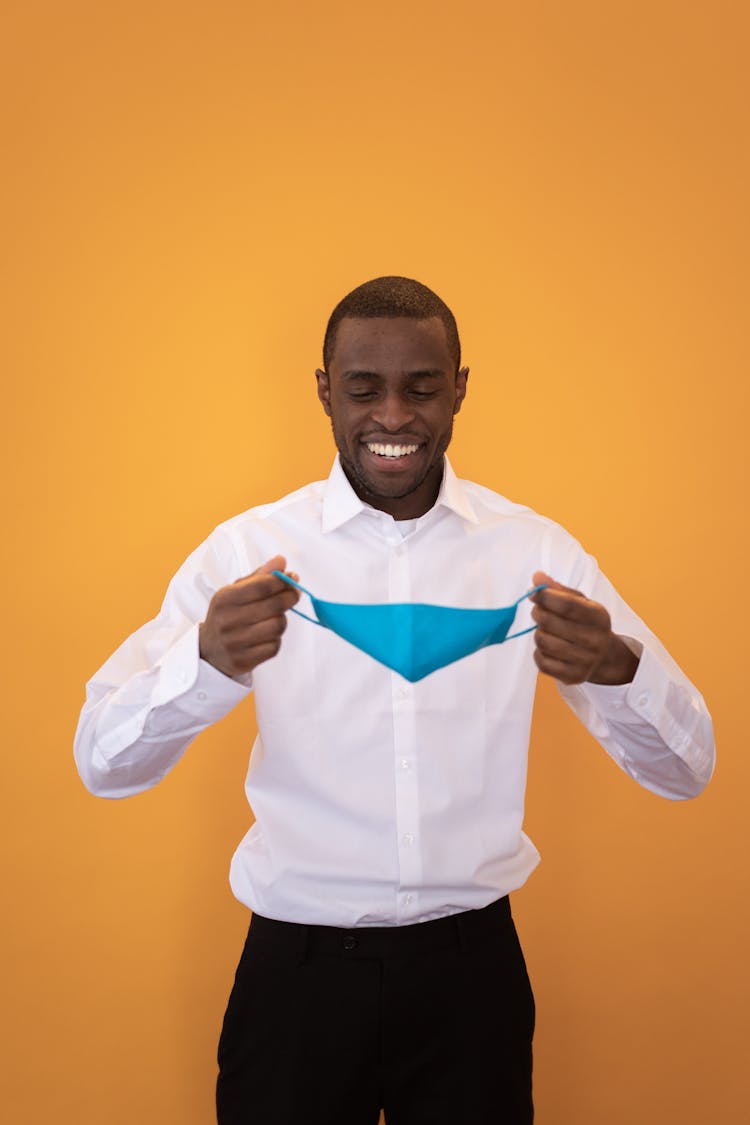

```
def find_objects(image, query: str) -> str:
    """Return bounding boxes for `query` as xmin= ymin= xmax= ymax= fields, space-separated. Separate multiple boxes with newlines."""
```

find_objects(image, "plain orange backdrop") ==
xmin=2 ymin=2 xmax=747 ymax=1122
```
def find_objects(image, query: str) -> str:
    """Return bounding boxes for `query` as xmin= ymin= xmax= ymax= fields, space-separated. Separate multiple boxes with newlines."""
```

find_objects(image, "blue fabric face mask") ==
xmin=272 ymin=571 xmax=545 ymax=682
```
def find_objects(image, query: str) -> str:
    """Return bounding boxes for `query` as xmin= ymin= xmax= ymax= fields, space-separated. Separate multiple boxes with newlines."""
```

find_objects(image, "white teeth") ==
xmin=366 ymin=442 xmax=419 ymax=458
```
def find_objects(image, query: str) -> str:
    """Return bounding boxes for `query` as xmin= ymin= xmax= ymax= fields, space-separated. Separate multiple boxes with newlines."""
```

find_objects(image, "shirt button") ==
xmin=342 ymin=934 xmax=358 ymax=951
xmin=403 ymin=894 xmax=414 ymax=906
xmin=197 ymin=690 xmax=207 ymax=701
xmin=399 ymin=686 xmax=410 ymax=698
xmin=638 ymin=693 xmax=649 ymax=707
xmin=400 ymin=759 xmax=411 ymax=771
xmin=402 ymin=833 xmax=415 ymax=846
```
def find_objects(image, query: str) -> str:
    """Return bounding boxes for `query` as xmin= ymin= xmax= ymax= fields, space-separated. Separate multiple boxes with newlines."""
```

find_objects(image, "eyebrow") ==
xmin=341 ymin=369 xmax=446 ymax=381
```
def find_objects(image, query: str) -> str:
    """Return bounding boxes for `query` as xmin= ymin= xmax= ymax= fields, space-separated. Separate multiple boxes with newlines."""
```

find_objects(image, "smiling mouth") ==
xmin=365 ymin=442 xmax=420 ymax=459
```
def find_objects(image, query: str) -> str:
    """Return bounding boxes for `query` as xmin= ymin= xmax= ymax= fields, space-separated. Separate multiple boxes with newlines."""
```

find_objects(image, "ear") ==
xmin=315 ymin=368 xmax=332 ymax=417
xmin=453 ymin=366 xmax=469 ymax=415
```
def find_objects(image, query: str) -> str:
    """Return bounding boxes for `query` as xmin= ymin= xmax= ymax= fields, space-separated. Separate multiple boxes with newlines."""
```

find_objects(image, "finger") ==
xmin=229 ymin=639 xmax=285 ymax=675
xmin=532 ymin=597 xmax=610 ymax=638
xmin=533 ymin=624 xmax=602 ymax=664
xmin=533 ymin=648 xmax=588 ymax=685
xmin=531 ymin=571 xmax=586 ymax=604
xmin=223 ymin=614 xmax=289 ymax=652
xmin=532 ymin=570 xmax=566 ymax=591
xmin=220 ymin=588 xmax=300 ymax=624
xmin=532 ymin=589 xmax=608 ymax=628
xmin=229 ymin=571 xmax=300 ymax=608
xmin=530 ymin=571 xmax=584 ymax=598
xmin=256 ymin=556 xmax=302 ymax=591
xmin=230 ymin=555 xmax=288 ymax=596
xmin=254 ymin=554 xmax=288 ymax=577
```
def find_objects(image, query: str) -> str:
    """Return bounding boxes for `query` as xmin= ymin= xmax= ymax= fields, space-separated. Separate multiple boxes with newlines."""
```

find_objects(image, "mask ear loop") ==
xmin=272 ymin=569 xmax=325 ymax=627
xmin=505 ymin=584 xmax=547 ymax=640
xmin=273 ymin=572 xmax=548 ymax=637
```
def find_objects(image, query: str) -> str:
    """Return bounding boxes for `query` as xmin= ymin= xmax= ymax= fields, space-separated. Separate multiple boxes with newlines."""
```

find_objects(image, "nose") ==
xmin=371 ymin=391 xmax=415 ymax=433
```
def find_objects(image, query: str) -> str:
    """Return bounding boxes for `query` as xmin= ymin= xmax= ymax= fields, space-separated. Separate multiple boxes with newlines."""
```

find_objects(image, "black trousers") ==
xmin=216 ymin=896 xmax=534 ymax=1125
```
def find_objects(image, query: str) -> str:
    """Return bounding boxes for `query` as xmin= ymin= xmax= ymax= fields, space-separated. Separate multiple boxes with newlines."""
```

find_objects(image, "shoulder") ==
xmin=199 ymin=476 xmax=328 ymax=575
xmin=457 ymin=476 xmax=595 ymax=583
xmin=460 ymin=476 xmax=572 ymax=536
xmin=166 ymin=477 xmax=325 ymax=588
xmin=220 ymin=477 xmax=327 ymax=534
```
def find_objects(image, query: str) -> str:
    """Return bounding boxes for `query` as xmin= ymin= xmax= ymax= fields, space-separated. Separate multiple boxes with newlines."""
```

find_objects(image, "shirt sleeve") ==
xmin=73 ymin=525 xmax=254 ymax=799
xmin=554 ymin=554 xmax=715 ymax=800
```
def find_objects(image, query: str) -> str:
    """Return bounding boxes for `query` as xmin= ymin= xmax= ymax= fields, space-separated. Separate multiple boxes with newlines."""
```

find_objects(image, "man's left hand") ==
xmin=530 ymin=571 xmax=639 ymax=686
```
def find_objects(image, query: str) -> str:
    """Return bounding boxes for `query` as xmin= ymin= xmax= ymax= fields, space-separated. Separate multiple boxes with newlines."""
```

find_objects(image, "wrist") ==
xmin=588 ymin=633 xmax=640 ymax=686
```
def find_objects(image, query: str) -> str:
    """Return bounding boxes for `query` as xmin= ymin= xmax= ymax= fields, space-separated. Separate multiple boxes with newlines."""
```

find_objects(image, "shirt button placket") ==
xmin=388 ymin=537 xmax=421 ymax=919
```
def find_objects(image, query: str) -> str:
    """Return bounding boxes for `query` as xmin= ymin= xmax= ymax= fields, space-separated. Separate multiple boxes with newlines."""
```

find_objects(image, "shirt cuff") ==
xmin=573 ymin=642 xmax=668 ymax=726
xmin=150 ymin=624 xmax=252 ymax=720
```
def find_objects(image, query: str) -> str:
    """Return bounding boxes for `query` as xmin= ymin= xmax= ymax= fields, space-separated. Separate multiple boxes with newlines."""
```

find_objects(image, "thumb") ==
xmin=254 ymin=555 xmax=287 ymax=577
xmin=532 ymin=570 xmax=564 ymax=590
xmin=531 ymin=571 xmax=585 ymax=601
xmin=254 ymin=556 xmax=301 ymax=586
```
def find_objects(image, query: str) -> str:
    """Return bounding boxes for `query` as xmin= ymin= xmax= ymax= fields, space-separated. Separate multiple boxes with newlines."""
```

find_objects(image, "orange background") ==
xmin=2 ymin=2 xmax=748 ymax=1122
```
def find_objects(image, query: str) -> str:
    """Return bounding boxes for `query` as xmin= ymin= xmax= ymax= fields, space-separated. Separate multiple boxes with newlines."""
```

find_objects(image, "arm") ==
xmin=530 ymin=569 xmax=715 ymax=800
xmin=73 ymin=529 xmax=298 ymax=799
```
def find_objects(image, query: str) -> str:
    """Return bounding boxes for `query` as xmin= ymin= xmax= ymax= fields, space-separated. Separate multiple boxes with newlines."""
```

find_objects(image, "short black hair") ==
xmin=323 ymin=276 xmax=461 ymax=373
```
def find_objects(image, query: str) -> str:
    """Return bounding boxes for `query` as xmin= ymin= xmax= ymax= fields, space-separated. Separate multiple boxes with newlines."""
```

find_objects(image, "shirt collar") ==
xmin=321 ymin=455 xmax=479 ymax=533
xmin=435 ymin=457 xmax=480 ymax=524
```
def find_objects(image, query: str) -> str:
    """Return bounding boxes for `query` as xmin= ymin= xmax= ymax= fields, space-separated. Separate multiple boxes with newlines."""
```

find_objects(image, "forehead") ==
xmin=330 ymin=316 xmax=452 ymax=374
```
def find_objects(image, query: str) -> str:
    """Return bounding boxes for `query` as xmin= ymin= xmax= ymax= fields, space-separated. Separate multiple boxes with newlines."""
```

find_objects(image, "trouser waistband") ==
xmin=247 ymin=896 xmax=512 ymax=959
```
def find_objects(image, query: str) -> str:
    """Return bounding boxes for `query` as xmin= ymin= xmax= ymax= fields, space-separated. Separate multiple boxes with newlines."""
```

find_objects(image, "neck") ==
xmin=344 ymin=460 xmax=444 ymax=519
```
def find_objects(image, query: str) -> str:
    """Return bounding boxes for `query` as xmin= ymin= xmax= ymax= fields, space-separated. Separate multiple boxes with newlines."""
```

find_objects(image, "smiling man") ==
xmin=75 ymin=277 xmax=715 ymax=1125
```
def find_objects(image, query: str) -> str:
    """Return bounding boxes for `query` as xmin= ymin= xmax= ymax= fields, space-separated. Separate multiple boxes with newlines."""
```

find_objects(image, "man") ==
xmin=75 ymin=277 xmax=715 ymax=1125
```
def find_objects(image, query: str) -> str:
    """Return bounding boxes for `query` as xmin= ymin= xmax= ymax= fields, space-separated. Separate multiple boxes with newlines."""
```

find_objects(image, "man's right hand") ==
xmin=199 ymin=555 xmax=301 ymax=680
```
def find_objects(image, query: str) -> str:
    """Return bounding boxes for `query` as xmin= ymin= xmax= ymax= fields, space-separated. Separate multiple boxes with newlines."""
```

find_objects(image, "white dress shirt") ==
xmin=74 ymin=458 xmax=715 ymax=927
